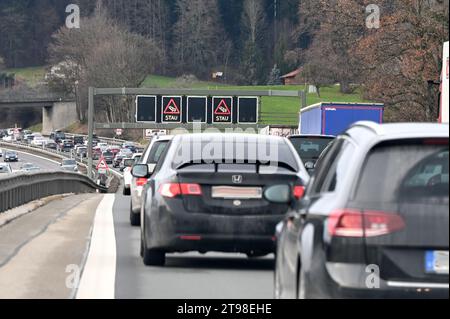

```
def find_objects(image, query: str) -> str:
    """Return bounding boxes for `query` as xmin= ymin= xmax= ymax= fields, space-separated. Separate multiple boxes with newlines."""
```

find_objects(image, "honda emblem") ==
xmin=232 ymin=175 xmax=243 ymax=184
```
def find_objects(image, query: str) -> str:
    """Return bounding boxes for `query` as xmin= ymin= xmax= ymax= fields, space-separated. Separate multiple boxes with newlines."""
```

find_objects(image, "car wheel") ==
xmin=130 ymin=202 xmax=140 ymax=226
xmin=123 ymin=187 xmax=131 ymax=196
xmin=142 ymin=238 xmax=165 ymax=266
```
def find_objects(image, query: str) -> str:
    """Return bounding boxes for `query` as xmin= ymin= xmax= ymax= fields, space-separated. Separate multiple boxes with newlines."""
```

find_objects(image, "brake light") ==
xmin=159 ymin=183 xmax=202 ymax=198
xmin=136 ymin=178 xmax=147 ymax=187
xmin=293 ymin=186 xmax=305 ymax=199
xmin=328 ymin=209 xmax=405 ymax=238
xmin=180 ymin=183 xmax=202 ymax=196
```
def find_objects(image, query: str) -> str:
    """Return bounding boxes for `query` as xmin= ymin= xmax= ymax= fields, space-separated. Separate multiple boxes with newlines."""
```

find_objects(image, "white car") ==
xmin=31 ymin=137 xmax=46 ymax=146
xmin=0 ymin=163 xmax=13 ymax=175
xmin=122 ymin=153 xmax=143 ymax=195
xmin=97 ymin=143 xmax=109 ymax=152
xmin=129 ymin=136 xmax=173 ymax=225
xmin=2 ymin=135 xmax=13 ymax=142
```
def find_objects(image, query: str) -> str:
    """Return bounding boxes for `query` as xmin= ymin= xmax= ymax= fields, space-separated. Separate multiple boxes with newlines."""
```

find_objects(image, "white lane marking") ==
xmin=76 ymin=194 xmax=117 ymax=299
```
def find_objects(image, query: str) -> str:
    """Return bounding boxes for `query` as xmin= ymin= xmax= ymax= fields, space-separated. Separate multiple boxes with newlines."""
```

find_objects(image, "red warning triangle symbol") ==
xmin=164 ymin=98 xmax=181 ymax=115
xmin=214 ymin=99 xmax=231 ymax=115
xmin=96 ymin=157 xmax=109 ymax=170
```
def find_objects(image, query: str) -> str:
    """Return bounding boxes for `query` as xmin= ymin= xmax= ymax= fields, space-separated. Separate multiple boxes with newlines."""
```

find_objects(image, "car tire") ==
xmin=143 ymin=247 xmax=166 ymax=267
xmin=123 ymin=187 xmax=131 ymax=196
xmin=130 ymin=203 xmax=140 ymax=226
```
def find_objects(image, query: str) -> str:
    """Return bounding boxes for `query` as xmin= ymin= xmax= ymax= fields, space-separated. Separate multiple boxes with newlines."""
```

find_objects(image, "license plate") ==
xmin=425 ymin=251 xmax=449 ymax=275
xmin=211 ymin=186 xmax=262 ymax=199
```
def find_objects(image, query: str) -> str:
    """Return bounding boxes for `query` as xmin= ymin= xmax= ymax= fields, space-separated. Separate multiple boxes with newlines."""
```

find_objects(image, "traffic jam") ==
xmin=0 ymin=2 xmax=448 ymax=306
xmin=91 ymin=72 xmax=447 ymax=299
xmin=1 ymin=78 xmax=449 ymax=301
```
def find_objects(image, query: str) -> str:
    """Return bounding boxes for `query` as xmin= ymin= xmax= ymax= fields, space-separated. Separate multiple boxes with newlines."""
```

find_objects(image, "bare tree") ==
xmin=240 ymin=0 xmax=267 ymax=85
xmin=355 ymin=0 xmax=449 ymax=121
xmin=48 ymin=11 xmax=163 ymax=123
xmin=173 ymin=0 xmax=226 ymax=77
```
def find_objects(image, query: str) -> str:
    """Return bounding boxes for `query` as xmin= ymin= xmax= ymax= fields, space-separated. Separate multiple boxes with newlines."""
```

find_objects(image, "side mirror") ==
xmin=264 ymin=185 xmax=292 ymax=204
xmin=132 ymin=164 xmax=148 ymax=178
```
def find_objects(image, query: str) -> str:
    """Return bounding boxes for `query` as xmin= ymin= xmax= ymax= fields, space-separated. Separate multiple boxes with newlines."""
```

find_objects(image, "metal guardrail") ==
xmin=65 ymin=133 xmax=128 ymax=147
xmin=0 ymin=140 xmax=123 ymax=179
xmin=0 ymin=171 xmax=107 ymax=213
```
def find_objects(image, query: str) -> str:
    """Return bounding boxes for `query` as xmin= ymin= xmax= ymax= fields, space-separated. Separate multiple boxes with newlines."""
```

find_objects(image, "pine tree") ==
xmin=267 ymin=64 xmax=282 ymax=85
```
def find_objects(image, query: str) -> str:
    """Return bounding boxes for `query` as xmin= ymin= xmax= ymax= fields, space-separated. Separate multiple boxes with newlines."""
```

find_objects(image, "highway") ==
xmin=2 ymin=149 xmax=61 ymax=171
xmin=0 ymin=150 xmax=274 ymax=299
xmin=112 ymin=189 xmax=274 ymax=299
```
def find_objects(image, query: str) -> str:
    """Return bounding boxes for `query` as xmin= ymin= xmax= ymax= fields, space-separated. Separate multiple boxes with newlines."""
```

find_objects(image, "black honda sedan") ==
xmin=273 ymin=122 xmax=449 ymax=299
xmin=133 ymin=133 xmax=310 ymax=266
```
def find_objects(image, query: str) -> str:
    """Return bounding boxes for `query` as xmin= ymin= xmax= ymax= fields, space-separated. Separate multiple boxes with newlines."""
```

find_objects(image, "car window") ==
xmin=153 ymin=140 xmax=173 ymax=173
xmin=147 ymin=141 xmax=170 ymax=164
xmin=354 ymin=140 xmax=449 ymax=208
xmin=320 ymin=140 xmax=355 ymax=193
xmin=289 ymin=137 xmax=334 ymax=161
xmin=171 ymin=137 xmax=299 ymax=172
xmin=308 ymin=139 xmax=344 ymax=196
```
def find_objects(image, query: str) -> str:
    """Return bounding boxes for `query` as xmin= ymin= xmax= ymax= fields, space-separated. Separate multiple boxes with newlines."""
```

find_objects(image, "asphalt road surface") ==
xmin=0 ymin=151 xmax=275 ymax=299
xmin=0 ymin=193 xmax=103 ymax=299
xmin=2 ymin=149 xmax=61 ymax=171
xmin=112 ymin=188 xmax=274 ymax=299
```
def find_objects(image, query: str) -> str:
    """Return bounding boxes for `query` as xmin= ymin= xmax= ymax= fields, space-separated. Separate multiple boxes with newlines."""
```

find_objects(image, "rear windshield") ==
xmin=354 ymin=140 xmax=449 ymax=205
xmin=289 ymin=137 xmax=334 ymax=161
xmin=172 ymin=136 xmax=299 ymax=172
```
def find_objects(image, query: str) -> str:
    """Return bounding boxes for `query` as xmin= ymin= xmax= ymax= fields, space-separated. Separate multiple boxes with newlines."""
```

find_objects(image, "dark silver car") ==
xmin=274 ymin=122 xmax=449 ymax=299
xmin=135 ymin=133 xmax=310 ymax=266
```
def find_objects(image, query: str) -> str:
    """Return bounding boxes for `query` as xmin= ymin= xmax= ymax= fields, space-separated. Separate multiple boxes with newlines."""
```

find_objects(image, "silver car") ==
xmin=61 ymin=159 xmax=79 ymax=172
xmin=129 ymin=135 xmax=173 ymax=226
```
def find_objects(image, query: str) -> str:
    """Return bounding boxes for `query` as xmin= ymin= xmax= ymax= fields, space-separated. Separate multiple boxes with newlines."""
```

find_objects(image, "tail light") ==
xmin=328 ymin=209 xmax=405 ymax=238
xmin=293 ymin=186 xmax=305 ymax=200
xmin=159 ymin=183 xmax=202 ymax=198
xmin=136 ymin=178 xmax=148 ymax=187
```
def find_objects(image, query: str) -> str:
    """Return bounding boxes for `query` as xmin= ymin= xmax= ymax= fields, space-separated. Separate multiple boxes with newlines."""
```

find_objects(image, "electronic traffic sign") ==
xmin=162 ymin=96 xmax=182 ymax=123
xmin=135 ymin=95 xmax=157 ymax=123
xmin=238 ymin=97 xmax=259 ymax=124
xmin=187 ymin=96 xmax=208 ymax=123
xmin=212 ymin=97 xmax=233 ymax=124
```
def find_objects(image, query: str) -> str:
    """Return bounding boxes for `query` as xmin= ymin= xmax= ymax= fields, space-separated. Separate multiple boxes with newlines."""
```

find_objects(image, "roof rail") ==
xmin=350 ymin=121 xmax=385 ymax=135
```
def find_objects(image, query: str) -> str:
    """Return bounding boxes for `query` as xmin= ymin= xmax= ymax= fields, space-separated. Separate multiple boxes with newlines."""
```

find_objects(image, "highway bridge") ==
xmin=0 ymin=89 xmax=77 ymax=135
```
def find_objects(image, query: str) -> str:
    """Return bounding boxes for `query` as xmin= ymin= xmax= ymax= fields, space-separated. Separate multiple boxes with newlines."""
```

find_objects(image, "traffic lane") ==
xmin=113 ymin=187 xmax=275 ymax=299
xmin=0 ymin=194 xmax=103 ymax=299
xmin=3 ymin=149 xmax=61 ymax=171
